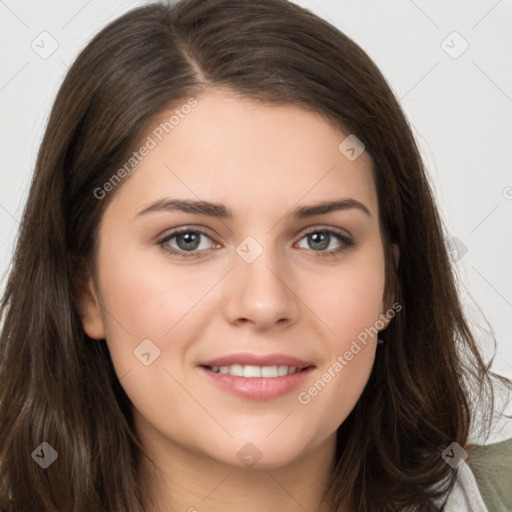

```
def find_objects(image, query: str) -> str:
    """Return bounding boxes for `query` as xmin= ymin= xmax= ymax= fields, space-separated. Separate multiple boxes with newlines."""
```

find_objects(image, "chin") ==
xmin=205 ymin=435 xmax=314 ymax=471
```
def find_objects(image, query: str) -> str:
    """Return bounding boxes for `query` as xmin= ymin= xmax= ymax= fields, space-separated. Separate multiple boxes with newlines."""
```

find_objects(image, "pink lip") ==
xmin=198 ymin=352 xmax=314 ymax=370
xmin=197 ymin=352 xmax=316 ymax=401
xmin=199 ymin=366 xmax=315 ymax=400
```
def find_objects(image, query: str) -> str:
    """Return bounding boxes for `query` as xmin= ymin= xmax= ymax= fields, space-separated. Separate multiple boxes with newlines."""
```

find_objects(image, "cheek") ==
xmin=295 ymin=251 xmax=385 ymax=430
xmin=297 ymin=306 xmax=379 ymax=438
xmin=300 ymin=347 xmax=376 ymax=442
xmin=95 ymin=253 xmax=207 ymax=430
xmin=96 ymin=242 xmax=209 ymax=339
xmin=312 ymin=251 xmax=387 ymax=341
xmin=93 ymin=241 xmax=213 ymax=389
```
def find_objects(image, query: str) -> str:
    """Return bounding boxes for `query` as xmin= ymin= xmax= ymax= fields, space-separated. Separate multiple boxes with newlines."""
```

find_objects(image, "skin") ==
xmin=81 ymin=88 xmax=399 ymax=512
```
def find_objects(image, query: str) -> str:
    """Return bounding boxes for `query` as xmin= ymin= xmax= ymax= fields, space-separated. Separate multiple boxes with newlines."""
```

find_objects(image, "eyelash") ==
xmin=158 ymin=226 xmax=355 ymax=260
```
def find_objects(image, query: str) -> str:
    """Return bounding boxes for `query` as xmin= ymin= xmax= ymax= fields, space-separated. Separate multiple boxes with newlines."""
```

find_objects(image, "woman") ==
xmin=0 ymin=0 xmax=510 ymax=510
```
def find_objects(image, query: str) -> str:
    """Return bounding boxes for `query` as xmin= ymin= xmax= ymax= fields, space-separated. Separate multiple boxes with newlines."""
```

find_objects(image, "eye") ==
xmin=158 ymin=226 xmax=355 ymax=259
xmin=296 ymin=227 xmax=354 ymax=258
xmin=159 ymin=228 xmax=219 ymax=259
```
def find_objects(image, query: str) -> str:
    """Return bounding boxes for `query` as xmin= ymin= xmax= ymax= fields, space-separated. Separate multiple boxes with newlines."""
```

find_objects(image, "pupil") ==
xmin=178 ymin=232 xmax=200 ymax=250
xmin=310 ymin=232 xmax=329 ymax=250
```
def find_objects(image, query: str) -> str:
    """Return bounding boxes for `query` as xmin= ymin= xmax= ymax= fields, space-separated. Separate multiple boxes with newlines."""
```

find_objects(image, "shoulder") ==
xmin=440 ymin=435 xmax=512 ymax=512
xmin=465 ymin=436 xmax=512 ymax=512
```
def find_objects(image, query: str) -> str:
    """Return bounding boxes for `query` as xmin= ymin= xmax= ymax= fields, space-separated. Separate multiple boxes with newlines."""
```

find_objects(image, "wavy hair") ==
xmin=0 ymin=0 xmax=510 ymax=510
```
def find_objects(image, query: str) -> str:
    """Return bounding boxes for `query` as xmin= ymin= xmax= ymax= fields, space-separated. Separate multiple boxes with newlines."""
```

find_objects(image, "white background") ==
xmin=1 ymin=0 xmax=511 ymax=384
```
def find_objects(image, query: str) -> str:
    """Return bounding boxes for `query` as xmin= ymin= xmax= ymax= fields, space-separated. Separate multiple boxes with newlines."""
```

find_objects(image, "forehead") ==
xmin=108 ymin=88 xmax=378 ymax=219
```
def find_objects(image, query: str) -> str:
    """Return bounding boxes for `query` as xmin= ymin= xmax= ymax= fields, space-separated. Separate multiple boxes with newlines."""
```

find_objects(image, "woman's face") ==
xmin=82 ymin=88 xmax=396 ymax=470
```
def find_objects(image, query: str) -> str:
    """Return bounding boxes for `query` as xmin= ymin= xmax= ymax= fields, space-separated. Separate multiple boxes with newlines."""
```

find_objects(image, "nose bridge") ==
xmin=236 ymin=232 xmax=288 ymax=298
xmin=224 ymin=232 xmax=298 ymax=328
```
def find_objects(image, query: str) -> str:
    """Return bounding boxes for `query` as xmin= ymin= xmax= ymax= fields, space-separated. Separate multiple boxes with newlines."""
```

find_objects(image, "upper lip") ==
xmin=199 ymin=352 xmax=314 ymax=370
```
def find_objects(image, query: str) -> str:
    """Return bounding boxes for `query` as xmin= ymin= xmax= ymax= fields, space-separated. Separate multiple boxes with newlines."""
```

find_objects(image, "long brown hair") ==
xmin=0 ymin=1 xmax=510 ymax=510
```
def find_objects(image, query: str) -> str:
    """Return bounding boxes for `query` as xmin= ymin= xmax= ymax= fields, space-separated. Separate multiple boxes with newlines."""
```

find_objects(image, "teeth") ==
xmin=230 ymin=364 xmax=244 ymax=377
xmin=244 ymin=365 xmax=261 ymax=377
xmin=208 ymin=364 xmax=299 ymax=377
xmin=278 ymin=365 xmax=290 ymax=376
xmin=262 ymin=366 xmax=278 ymax=377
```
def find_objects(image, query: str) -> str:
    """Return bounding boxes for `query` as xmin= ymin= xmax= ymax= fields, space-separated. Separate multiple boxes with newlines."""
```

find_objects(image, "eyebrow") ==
xmin=135 ymin=197 xmax=371 ymax=220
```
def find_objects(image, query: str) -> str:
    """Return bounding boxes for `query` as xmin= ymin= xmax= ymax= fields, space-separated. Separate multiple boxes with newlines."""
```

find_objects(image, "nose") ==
xmin=223 ymin=241 xmax=301 ymax=331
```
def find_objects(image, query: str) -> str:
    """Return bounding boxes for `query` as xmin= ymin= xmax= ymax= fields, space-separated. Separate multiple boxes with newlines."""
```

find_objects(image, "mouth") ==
xmin=201 ymin=364 xmax=312 ymax=378
xmin=197 ymin=354 xmax=315 ymax=400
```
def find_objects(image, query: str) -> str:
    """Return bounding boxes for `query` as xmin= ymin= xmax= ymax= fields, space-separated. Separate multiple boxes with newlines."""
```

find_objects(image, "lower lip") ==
xmin=199 ymin=366 xmax=315 ymax=400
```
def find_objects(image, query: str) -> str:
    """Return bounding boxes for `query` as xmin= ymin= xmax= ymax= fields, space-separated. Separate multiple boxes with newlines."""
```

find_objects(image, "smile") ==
xmin=199 ymin=365 xmax=314 ymax=400
xmin=206 ymin=364 xmax=300 ymax=378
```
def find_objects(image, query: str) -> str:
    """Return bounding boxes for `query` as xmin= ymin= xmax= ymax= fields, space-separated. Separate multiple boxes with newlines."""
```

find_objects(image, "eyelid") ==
xmin=158 ymin=226 xmax=220 ymax=257
xmin=158 ymin=224 xmax=352 ymax=242
xmin=300 ymin=224 xmax=352 ymax=239
xmin=158 ymin=224 xmax=218 ymax=243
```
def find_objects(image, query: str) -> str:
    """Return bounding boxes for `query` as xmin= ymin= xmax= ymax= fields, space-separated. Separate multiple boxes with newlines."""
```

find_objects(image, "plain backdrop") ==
xmin=1 ymin=1 xmax=511 ymax=390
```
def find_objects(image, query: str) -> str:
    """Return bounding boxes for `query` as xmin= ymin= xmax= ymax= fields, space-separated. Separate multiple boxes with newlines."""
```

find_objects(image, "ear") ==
xmin=77 ymin=263 xmax=106 ymax=340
